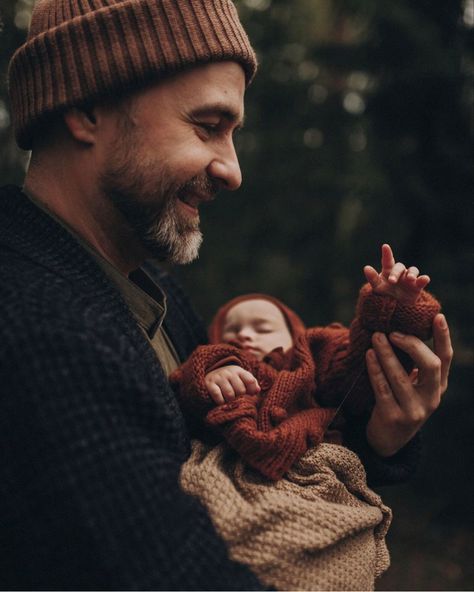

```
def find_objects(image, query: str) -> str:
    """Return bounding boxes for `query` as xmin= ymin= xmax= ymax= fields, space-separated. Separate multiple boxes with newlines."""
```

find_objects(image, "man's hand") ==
xmin=365 ymin=313 xmax=453 ymax=457
xmin=205 ymin=365 xmax=261 ymax=405
xmin=364 ymin=243 xmax=431 ymax=305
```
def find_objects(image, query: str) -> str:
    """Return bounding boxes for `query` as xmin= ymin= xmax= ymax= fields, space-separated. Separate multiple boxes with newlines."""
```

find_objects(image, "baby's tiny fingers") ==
xmin=415 ymin=274 xmax=430 ymax=290
xmin=206 ymin=383 xmax=226 ymax=405
xmin=388 ymin=262 xmax=407 ymax=283
xmin=239 ymin=370 xmax=261 ymax=394
xmin=406 ymin=266 xmax=419 ymax=281
xmin=381 ymin=244 xmax=396 ymax=273
xmin=227 ymin=374 xmax=248 ymax=397
xmin=364 ymin=265 xmax=382 ymax=288
xmin=219 ymin=379 xmax=237 ymax=402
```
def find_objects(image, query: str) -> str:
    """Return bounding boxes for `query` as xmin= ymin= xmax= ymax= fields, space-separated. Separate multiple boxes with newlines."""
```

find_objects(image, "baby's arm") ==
xmin=170 ymin=343 xmax=263 ymax=421
xmin=316 ymin=244 xmax=441 ymax=414
xmin=205 ymin=366 xmax=261 ymax=405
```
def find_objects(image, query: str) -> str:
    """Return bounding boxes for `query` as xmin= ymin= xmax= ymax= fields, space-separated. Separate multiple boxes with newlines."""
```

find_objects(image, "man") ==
xmin=0 ymin=0 xmax=452 ymax=589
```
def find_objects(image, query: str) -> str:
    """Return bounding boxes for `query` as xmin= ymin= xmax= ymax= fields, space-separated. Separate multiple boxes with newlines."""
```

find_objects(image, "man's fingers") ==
xmin=371 ymin=332 xmax=416 ymax=408
xmin=366 ymin=348 xmax=399 ymax=411
xmin=432 ymin=314 xmax=453 ymax=392
xmin=409 ymin=368 xmax=419 ymax=384
xmin=388 ymin=332 xmax=441 ymax=399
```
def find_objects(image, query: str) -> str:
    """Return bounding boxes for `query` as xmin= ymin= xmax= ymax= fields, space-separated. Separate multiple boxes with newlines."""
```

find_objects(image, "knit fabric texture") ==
xmin=172 ymin=286 xmax=441 ymax=481
xmin=180 ymin=440 xmax=392 ymax=591
xmin=0 ymin=185 xmax=263 ymax=590
xmin=0 ymin=184 xmax=428 ymax=586
xmin=8 ymin=0 xmax=257 ymax=149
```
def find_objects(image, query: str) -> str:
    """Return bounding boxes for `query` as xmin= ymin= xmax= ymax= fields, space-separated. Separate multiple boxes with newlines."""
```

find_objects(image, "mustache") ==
xmin=178 ymin=174 xmax=220 ymax=201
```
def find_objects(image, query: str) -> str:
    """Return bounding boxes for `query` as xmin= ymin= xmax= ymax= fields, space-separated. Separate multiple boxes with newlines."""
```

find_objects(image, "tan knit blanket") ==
xmin=180 ymin=441 xmax=392 ymax=591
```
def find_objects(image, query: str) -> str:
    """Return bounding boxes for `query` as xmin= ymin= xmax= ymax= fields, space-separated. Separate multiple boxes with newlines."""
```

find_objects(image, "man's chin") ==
xmin=143 ymin=230 xmax=203 ymax=265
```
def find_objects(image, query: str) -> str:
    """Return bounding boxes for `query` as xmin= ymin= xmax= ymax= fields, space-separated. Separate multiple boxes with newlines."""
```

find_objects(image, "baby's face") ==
xmin=221 ymin=299 xmax=293 ymax=360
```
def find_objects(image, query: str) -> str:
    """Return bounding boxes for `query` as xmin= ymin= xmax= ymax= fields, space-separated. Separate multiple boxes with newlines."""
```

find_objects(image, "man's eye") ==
xmin=197 ymin=122 xmax=219 ymax=133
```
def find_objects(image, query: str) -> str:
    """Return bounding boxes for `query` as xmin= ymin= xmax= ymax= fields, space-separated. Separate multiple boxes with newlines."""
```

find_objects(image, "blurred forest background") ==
xmin=1 ymin=0 xmax=473 ymax=589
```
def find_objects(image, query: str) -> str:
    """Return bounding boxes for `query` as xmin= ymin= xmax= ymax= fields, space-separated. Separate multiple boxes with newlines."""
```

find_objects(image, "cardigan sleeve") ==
xmin=0 ymin=325 xmax=265 ymax=591
xmin=308 ymin=284 xmax=439 ymax=486
xmin=169 ymin=343 xmax=259 ymax=417
xmin=315 ymin=283 xmax=441 ymax=417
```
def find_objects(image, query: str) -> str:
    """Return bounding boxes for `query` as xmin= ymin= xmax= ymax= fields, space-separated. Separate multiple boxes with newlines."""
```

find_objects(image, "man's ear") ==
xmin=63 ymin=106 xmax=98 ymax=145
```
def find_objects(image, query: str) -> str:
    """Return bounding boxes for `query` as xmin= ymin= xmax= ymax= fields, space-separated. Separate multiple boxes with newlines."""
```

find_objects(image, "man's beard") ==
xmin=99 ymin=137 xmax=217 ymax=265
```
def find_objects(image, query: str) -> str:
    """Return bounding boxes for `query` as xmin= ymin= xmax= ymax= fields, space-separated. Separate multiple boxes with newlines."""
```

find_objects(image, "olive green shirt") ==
xmin=24 ymin=190 xmax=180 ymax=376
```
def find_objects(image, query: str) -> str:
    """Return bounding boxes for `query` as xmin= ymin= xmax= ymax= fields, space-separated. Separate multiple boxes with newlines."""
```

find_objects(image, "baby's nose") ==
xmin=237 ymin=328 xmax=253 ymax=340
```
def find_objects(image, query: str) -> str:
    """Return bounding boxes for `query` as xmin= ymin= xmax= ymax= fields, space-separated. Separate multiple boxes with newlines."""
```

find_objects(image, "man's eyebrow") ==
xmin=189 ymin=103 xmax=245 ymax=128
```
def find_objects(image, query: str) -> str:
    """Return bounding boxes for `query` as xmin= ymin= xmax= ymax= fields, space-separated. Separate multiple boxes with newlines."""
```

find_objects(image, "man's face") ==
xmin=99 ymin=61 xmax=245 ymax=264
xmin=221 ymin=299 xmax=294 ymax=360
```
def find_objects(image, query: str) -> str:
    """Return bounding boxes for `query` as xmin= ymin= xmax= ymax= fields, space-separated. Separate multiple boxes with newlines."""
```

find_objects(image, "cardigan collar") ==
xmin=0 ymin=185 xmax=110 ymax=288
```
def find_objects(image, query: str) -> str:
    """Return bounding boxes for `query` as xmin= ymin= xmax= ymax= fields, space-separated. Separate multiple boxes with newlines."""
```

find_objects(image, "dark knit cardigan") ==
xmin=0 ymin=186 xmax=263 ymax=591
xmin=0 ymin=185 xmax=420 ymax=589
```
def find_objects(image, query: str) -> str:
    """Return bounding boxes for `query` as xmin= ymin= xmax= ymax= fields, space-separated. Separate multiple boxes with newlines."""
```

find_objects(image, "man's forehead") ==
xmin=163 ymin=61 xmax=246 ymax=120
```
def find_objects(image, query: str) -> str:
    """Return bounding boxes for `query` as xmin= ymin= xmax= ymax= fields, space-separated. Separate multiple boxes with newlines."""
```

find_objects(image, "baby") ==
xmin=173 ymin=244 xmax=440 ymax=480
xmin=173 ymin=244 xmax=441 ymax=591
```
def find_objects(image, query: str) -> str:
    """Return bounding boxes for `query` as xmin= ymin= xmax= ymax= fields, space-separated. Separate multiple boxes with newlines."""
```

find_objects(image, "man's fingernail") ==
xmin=438 ymin=314 xmax=447 ymax=329
xmin=374 ymin=332 xmax=387 ymax=344
xmin=366 ymin=349 xmax=376 ymax=361
xmin=391 ymin=331 xmax=405 ymax=340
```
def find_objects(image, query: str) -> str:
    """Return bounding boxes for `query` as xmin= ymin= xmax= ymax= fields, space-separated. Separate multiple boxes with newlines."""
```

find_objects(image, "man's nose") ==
xmin=207 ymin=141 xmax=242 ymax=191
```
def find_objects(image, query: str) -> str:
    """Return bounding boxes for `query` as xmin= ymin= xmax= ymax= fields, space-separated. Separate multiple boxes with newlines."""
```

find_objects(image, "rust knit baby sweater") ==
xmin=171 ymin=285 xmax=440 ymax=480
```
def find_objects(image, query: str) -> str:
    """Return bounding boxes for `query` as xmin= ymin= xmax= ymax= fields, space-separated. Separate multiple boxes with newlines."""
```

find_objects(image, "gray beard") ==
xmin=99 ymin=144 xmax=205 ymax=265
xmin=106 ymin=188 xmax=203 ymax=265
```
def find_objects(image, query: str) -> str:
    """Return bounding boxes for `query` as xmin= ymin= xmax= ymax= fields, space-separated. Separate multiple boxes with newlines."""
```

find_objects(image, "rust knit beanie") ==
xmin=208 ymin=293 xmax=307 ymax=346
xmin=8 ymin=0 xmax=257 ymax=150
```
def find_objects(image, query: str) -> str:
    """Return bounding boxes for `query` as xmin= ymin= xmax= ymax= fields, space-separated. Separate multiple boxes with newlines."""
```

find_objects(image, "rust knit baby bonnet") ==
xmin=208 ymin=292 xmax=307 ymax=345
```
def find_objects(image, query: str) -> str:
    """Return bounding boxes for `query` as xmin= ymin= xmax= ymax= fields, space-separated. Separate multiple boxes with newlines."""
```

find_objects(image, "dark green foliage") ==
xmin=177 ymin=1 xmax=474 ymax=353
xmin=1 ymin=2 xmax=473 ymax=589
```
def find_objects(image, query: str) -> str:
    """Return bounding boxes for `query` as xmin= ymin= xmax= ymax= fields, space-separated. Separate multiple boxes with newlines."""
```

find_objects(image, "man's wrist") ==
xmin=366 ymin=423 xmax=402 ymax=458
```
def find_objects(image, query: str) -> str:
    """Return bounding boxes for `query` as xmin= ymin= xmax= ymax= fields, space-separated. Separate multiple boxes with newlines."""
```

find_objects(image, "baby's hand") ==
xmin=205 ymin=365 xmax=261 ymax=405
xmin=364 ymin=244 xmax=430 ymax=306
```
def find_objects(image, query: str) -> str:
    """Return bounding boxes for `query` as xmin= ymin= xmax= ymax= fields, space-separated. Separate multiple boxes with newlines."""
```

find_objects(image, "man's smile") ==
xmin=177 ymin=187 xmax=217 ymax=216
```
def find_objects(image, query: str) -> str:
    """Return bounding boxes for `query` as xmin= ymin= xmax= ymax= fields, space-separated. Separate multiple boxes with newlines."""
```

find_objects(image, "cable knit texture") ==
xmin=180 ymin=440 xmax=392 ymax=591
xmin=0 ymin=185 xmax=262 ymax=590
xmin=172 ymin=283 xmax=440 ymax=481
xmin=8 ymin=0 xmax=257 ymax=149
